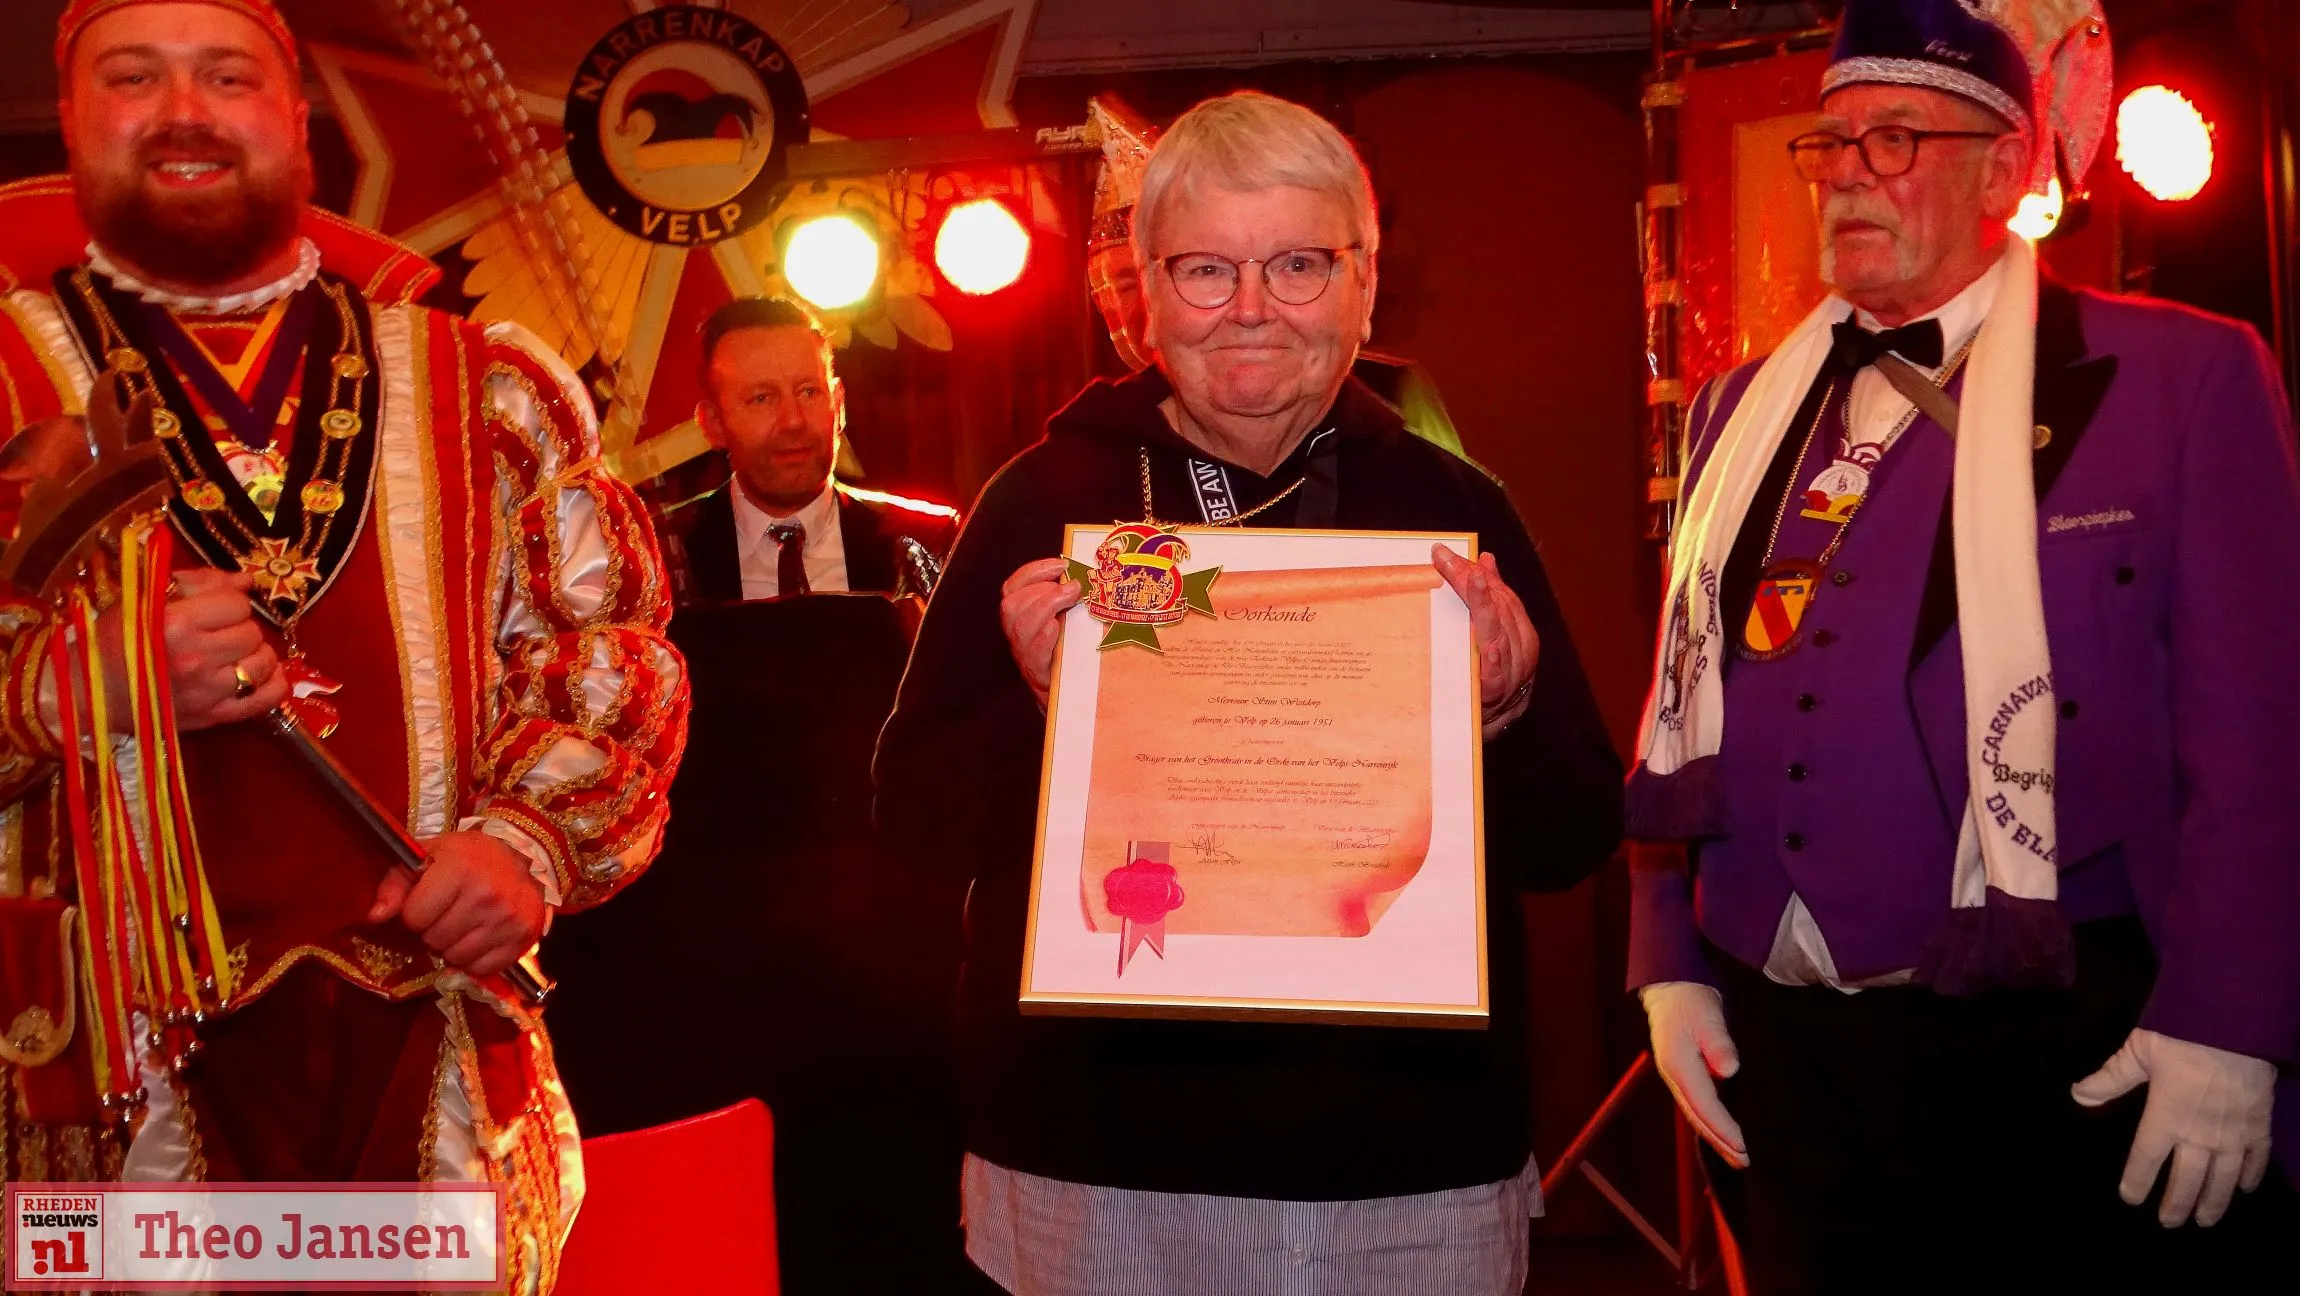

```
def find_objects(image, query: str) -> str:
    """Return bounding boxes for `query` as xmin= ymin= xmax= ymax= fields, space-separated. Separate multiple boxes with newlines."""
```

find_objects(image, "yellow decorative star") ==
xmin=238 ymin=537 xmax=323 ymax=604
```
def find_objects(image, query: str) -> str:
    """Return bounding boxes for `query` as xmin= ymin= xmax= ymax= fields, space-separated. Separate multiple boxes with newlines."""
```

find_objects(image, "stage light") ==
xmin=2117 ymin=85 xmax=2214 ymax=202
xmin=935 ymin=199 xmax=1030 ymax=295
xmin=784 ymin=215 xmax=880 ymax=309
xmin=2009 ymin=176 xmax=2065 ymax=242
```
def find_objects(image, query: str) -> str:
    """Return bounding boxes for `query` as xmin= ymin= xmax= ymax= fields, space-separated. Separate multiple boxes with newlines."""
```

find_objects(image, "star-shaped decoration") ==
xmin=1064 ymin=558 xmax=1221 ymax=652
xmin=239 ymin=537 xmax=323 ymax=605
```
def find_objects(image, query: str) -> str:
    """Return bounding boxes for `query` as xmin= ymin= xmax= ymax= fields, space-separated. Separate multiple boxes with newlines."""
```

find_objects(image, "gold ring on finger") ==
xmin=232 ymin=663 xmax=256 ymax=699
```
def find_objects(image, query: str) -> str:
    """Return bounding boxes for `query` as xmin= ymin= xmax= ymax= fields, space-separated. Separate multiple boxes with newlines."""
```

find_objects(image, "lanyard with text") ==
xmin=1183 ymin=428 xmax=1339 ymax=528
xmin=1186 ymin=457 xmax=1239 ymax=524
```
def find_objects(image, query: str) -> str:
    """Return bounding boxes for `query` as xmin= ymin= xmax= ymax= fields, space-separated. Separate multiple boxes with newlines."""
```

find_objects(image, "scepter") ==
xmin=1 ymin=371 xmax=550 ymax=1009
xmin=260 ymin=706 xmax=553 ymax=1007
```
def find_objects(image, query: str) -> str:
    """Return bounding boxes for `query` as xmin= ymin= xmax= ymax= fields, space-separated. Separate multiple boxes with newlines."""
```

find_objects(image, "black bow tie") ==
xmin=1828 ymin=318 xmax=1944 ymax=374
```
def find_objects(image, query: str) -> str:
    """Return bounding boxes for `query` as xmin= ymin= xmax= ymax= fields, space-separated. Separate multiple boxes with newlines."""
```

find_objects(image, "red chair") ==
xmin=556 ymin=1100 xmax=778 ymax=1295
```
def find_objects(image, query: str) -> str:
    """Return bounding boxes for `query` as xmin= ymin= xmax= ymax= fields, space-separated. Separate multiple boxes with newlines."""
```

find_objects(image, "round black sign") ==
xmin=562 ymin=8 xmax=810 ymax=246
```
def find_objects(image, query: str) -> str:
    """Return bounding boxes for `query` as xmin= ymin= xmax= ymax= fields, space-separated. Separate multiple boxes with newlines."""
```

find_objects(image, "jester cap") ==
xmin=1088 ymin=96 xmax=1160 ymax=253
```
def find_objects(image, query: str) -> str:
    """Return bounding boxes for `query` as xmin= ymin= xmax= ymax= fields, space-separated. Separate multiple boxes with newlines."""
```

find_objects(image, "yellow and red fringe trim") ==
xmin=47 ymin=514 xmax=235 ymax=1112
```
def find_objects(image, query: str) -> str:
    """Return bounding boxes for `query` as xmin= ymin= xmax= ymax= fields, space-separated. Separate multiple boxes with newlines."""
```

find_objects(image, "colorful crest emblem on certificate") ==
xmin=1066 ymin=523 xmax=1221 ymax=651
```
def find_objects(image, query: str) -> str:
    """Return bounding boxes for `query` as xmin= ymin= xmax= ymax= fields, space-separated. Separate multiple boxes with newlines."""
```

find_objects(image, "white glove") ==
xmin=1641 ymin=981 xmax=1749 ymax=1167
xmin=2071 ymin=1028 xmax=2275 ymax=1227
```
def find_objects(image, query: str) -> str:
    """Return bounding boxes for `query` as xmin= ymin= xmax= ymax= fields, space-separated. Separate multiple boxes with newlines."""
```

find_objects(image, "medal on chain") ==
xmin=1738 ymin=340 xmax=1973 ymax=661
xmin=67 ymin=269 xmax=368 ymax=734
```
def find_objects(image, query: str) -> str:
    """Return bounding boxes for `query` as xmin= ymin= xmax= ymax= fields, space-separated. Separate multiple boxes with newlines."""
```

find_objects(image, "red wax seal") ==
xmin=1104 ymin=858 xmax=1185 ymax=924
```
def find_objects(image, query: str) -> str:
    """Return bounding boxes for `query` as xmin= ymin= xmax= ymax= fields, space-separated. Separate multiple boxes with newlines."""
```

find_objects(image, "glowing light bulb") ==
xmin=2009 ymin=175 xmax=2065 ymax=242
xmin=2117 ymin=85 xmax=2214 ymax=203
xmin=935 ymin=199 xmax=1031 ymax=295
xmin=784 ymin=215 xmax=881 ymax=310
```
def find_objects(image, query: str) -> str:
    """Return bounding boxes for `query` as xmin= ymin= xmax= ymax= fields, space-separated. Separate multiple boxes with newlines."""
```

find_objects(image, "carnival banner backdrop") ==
xmin=308 ymin=0 xmax=1042 ymax=480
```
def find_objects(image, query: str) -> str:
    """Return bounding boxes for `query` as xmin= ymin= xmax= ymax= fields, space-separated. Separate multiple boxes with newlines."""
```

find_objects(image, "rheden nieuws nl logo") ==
xmin=10 ymin=1191 xmax=104 ymax=1282
xmin=5 ymin=1183 xmax=501 ymax=1291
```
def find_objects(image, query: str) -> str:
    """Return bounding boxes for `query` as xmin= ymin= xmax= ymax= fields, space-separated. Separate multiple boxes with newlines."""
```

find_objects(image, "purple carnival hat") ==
xmin=1826 ymin=0 xmax=2114 ymax=195
xmin=1824 ymin=0 xmax=2036 ymax=133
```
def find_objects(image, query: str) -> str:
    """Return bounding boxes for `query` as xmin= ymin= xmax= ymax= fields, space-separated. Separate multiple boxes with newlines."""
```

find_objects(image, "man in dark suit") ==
xmin=677 ymin=296 xmax=958 ymax=604
xmin=553 ymin=294 xmax=975 ymax=1291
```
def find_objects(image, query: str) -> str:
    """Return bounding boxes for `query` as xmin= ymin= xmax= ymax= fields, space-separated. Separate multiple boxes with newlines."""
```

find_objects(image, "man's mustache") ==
xmin=136 ymin=125 xmax=243 ymax=167
xmin=1823 ymin=194 xmax=1900 ymax=239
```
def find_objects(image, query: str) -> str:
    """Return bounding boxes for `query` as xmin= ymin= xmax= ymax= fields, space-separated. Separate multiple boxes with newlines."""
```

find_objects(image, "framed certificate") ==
xmin=1021 ymin=525 xmax=1487 ymax=1026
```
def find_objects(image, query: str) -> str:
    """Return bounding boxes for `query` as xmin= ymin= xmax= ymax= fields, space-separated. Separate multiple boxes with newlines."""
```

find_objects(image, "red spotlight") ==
xmin=935 ymin=199 xmax=1030 ymax=295
xmin=2117 ymin=85 xmax=2214 ymax=202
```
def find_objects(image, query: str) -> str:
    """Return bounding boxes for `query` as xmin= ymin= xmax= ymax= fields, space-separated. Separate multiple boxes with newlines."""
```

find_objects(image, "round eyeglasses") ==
xmin=1787 ymin=126 xmax=2006 ymax=182
xmin=1159 ymin=245 xmax=1361 ymax=310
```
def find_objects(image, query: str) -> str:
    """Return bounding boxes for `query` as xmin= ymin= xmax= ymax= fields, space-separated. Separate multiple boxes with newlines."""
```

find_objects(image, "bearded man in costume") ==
xmin=0 ymin=2 xmax=686 ymax=1288
xmin=1628 ymin=0 xmax=2300 ymax=1289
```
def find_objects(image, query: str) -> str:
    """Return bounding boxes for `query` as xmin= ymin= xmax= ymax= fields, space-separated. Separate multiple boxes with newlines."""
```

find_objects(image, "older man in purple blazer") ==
xmin=1627 ymin=0 xmax=2300 ymax=1289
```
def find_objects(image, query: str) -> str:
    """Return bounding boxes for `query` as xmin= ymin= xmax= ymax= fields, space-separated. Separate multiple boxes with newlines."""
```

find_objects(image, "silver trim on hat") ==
xmin=1823 ymin=56 xmax=2033 ymax=136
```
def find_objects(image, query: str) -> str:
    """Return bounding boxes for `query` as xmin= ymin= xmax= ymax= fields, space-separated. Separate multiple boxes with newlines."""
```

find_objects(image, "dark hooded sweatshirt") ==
xmin=874 ymin=367 xmax=1624 ymax=1200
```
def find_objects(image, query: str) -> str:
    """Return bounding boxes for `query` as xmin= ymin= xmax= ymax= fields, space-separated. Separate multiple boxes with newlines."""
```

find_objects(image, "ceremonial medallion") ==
xmin=1741 ymin=559 xmax=1821 ymax=661
xmin=56 ymin=267 xmax=381 ymax=640
xmin=1799 ymin=460 xmax=1870 ymax=524
xmin=1065 ymin=522 xmax=1220 ymax=652
xmin=218 ymin=439 xmax=288 ymax=523
xmin=300 ymin=481 xmax=345 ymax=515
xmin=563 ymin=7 xmax=810 ymax=247
xmin=240 ymin=537 xmax=322 ymax=605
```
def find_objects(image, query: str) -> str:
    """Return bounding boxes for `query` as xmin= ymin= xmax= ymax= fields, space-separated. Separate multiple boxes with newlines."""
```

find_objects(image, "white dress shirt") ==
xmin=1843 ymin=251 xmax=2005 ymax=449
xmin=1763 ymin=251 xmax=2007 ymax=992
xmin=731 ymin=480 xmax=848 ymax=600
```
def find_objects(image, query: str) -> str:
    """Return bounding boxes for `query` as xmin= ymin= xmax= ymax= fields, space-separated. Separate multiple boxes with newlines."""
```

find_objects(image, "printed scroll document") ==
xmin=1024 ymin=527 xmax=1486 ymax=1025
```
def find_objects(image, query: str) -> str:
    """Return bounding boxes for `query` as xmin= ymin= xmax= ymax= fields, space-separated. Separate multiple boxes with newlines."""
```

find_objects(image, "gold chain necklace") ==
xmin=1755 ymin=337 xmax=1976 ymax=573
xmin=1137 ymin=446 xmax=1304 ymax=530
xmin=1752 ymin=381 xmax=1835 ymax=571
xmin=1739 ymin=340 xmax=1974 ymax=662
xmin=69 ymin=269 xmax=371 ymax=646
